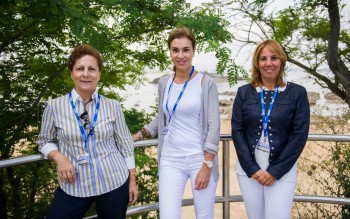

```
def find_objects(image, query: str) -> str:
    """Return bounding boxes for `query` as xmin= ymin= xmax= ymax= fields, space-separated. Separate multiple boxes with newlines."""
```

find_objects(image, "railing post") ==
xmin=222 ymin=139 xmax=230 ymax=219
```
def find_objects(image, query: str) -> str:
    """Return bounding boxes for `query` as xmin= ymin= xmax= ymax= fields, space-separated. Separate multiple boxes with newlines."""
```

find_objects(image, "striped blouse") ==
xmin=37 ymin=89 xmax=135 ymax=197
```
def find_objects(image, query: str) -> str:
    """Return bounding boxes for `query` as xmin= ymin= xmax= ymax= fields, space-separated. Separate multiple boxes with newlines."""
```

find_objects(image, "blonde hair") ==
xmin=251 ymin=39 xmax=287 ymax=88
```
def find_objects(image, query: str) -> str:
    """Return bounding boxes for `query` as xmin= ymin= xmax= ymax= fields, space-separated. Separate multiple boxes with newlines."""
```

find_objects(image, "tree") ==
xmin=297 ymin=108 xmax=350 ymax=218
xmin=214 ymin=0 xmax=350 ymax=107
xmin=0 ymin=0 xmax=234 ymax=218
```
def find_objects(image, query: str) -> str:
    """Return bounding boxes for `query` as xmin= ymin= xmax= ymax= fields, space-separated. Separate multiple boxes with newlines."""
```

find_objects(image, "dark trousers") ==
xmin=46 ymin=178 xmax=129 ymax=219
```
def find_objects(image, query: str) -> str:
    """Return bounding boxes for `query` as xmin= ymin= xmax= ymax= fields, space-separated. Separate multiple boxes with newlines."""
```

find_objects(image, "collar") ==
xmin=71 ymin=88 xmax=98 ymax=103
xmin=255 ymin=82 xmax=288 ymax=93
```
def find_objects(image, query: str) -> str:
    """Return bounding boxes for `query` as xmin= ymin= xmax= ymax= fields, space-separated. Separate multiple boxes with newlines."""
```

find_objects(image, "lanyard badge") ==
xmin=77 ymin=153 xmax=89 ymax=165
xmin=162 ymin=66 xmax=195 ymax=135
xmin=69 ymin=93 xmax=101 ymax=147
xmin=260 ymin=86 xmax=279 ymax=143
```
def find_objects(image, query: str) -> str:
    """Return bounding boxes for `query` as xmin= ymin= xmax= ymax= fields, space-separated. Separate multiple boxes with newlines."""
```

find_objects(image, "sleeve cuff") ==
xmin=144 ymin=125 xmax=156 ymax=137
xmin=124 ymin=156 xmax=136 ymax=169
xmin=204 ymin=142 xmax=219 ymax=154
xmin=39 ymin=143 xmax=58 ymax=159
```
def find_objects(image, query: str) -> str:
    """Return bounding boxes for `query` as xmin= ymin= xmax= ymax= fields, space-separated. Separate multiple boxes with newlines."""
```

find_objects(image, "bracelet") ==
xmin=129 ymin=172 xmax=137 ymax=176
xmin=142 ymin=128 xmax=149 ymax=138
xmin=139 ymin=129 xmax=146 ymax=140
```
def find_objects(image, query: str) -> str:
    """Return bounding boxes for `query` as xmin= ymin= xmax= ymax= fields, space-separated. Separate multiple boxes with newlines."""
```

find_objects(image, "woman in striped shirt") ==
xmin=37 ymin=45 xmax=138 ymax=219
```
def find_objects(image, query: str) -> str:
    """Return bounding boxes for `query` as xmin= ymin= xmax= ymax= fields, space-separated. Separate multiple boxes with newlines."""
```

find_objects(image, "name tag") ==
xmin=257 ymin=140 xmax=269 ymax=153
xmin=161 ymin=127 xmax=169 ymax=135
xmin=77 ymin=153 xmax=90 ymax=165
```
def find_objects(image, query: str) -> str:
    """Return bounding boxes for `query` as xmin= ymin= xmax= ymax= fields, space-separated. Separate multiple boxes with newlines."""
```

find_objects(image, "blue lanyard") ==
xmin=69 ymin=92 xmax=100 ymax=145
xmin=260 ymin=86 xmax=279 ymax=139
xmin=165 ymin=66 xmax=195 ymax=124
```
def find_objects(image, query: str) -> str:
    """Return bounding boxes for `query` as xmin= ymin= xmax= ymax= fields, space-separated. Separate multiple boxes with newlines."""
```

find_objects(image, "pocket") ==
xmin=159 ymin=155 xmax=179 ymax=170
xmin=94 ymin=118 xmax=114 ymax=142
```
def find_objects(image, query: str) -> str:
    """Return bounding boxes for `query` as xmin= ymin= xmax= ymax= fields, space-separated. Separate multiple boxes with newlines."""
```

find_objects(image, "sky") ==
xmin=185 ymin=0 xmax=350 ymax=73
xmin=186 ymin=0 xmax=297 ymax=72
xmin=118 ymin=0 xmax=350 ymax=114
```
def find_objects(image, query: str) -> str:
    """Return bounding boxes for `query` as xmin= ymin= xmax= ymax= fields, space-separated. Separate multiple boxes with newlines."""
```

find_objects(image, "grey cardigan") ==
xmin=144 ymin=73 xmax=220 ymax=182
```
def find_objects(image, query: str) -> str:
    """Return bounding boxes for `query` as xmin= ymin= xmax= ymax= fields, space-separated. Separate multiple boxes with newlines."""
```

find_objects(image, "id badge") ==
xmin=77 ymin=153 xmax=89 ymax=165
xmin=257 ymin=140 xmax=269 ymax=153
xmin=161 ymin=127 xmax=169 ymax=135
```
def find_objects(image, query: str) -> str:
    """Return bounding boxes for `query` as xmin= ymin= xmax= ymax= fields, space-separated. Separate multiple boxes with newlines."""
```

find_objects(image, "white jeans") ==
xmin=159 ymin=153 xmax=217 ymax=219
xmin=237 ymin=174 xmax=296 ymax=219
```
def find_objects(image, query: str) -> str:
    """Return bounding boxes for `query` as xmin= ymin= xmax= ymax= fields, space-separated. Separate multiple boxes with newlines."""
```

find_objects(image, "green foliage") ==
xmin=217 ymin=0 xmax=350 ymax=105
xmin=1 ymin=144 xmax=57 ymax=219
xmin=227 ymin=60 xmax=248 ymax=86
xmin=124 ymin=108 xmax=159 ymax=219
xmin=296 ymin=108 xmax=350 ymax=218
xmin=1 ymin=107 xmax=159 ymax=219
xmin=215 ymin=46 xmax=248 ymax=85
xmin=274 ymin=7 xmax=301 ymax=42
xmin=339 ymin=30 xmax=350 ymax=63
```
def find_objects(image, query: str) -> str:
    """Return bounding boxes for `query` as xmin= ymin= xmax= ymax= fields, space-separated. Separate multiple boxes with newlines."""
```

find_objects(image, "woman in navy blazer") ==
xmin=231 ymin=39 xmax=310 ymax=219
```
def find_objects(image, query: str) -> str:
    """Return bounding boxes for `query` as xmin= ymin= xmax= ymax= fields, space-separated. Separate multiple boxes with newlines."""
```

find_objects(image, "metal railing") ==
xmin=1 ymin=134 xmax=350 ymax=218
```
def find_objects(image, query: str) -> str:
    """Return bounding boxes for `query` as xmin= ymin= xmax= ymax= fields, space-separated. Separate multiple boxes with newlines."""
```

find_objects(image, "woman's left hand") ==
xmin=128 ymin=175 xmax=138 ymax=205
xmin=194 ymin=165 xmax=212 ymax=190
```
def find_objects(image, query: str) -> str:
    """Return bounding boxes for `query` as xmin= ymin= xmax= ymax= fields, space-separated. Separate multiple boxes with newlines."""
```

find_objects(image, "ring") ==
xmin=70 ymin=170 xmax=76 ymax=174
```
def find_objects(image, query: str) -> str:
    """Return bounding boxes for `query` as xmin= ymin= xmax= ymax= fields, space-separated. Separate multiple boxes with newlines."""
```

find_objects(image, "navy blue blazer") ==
xmin=231 ymin=82 xmax=310 ymax=180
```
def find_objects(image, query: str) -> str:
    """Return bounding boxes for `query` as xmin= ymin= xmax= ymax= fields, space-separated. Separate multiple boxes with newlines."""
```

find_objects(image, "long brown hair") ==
xmin=251 ymin=39 xmax=287 ymax=88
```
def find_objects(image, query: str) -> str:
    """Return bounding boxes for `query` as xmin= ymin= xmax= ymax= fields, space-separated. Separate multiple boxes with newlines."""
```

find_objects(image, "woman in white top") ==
xmin=133 ymin=26 xmax=220 ymax=219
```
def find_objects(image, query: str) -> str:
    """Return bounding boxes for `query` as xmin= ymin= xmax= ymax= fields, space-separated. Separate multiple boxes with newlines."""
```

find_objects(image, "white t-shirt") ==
xmin=161 ymin=72 xmax=203 ymax=156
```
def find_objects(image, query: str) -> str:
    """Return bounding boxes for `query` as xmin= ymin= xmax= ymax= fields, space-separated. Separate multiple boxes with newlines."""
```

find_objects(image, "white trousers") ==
xmin=237 ymin=174 xmax=296 ymax=219
xmin=159 ymin=153 xmax=217 ymax=219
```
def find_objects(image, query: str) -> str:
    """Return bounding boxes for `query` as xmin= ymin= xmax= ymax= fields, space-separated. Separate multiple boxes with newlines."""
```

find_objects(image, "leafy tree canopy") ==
xmin=0 ymin=0 xmax=233 ymax=159
xmin=214 ymin=0 xmax=350 ymax=107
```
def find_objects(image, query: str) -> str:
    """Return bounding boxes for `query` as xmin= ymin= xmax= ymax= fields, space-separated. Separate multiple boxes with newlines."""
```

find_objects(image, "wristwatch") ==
xmin=203 ymin=160 xmax=213 ymax=169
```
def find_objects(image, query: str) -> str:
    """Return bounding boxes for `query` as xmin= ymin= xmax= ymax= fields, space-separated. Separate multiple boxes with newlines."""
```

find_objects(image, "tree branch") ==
xmin=4 ymin=65 xmax=66 ymax=128
xmin=288 ymin=57 xmax=347 ymax=100
xmin=0 ymin=20 xmax=41 ymax=53
xmin=327 ymin=0 xmax=350 ymax=101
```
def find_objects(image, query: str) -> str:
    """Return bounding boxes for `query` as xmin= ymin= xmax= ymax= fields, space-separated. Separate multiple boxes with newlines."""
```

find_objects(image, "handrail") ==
xmin=0 ymin=139 xmax=158 ymax=169
xmin=118 ymin=195 xmax=350 ymax=217
xmin=1 ymin=134 xmax=350 ymax=219
xmin=1 ymin=134 xmax=349 ymax=169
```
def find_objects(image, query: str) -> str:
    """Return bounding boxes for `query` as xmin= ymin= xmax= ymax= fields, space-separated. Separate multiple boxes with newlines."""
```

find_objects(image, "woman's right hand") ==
xmin=252 ymin=169 xmax=276 ymax=186
xmin=48 ymin=150 xmax=77 ymax=184
xmin=252 ymin=169 xmax=264 ymax=182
